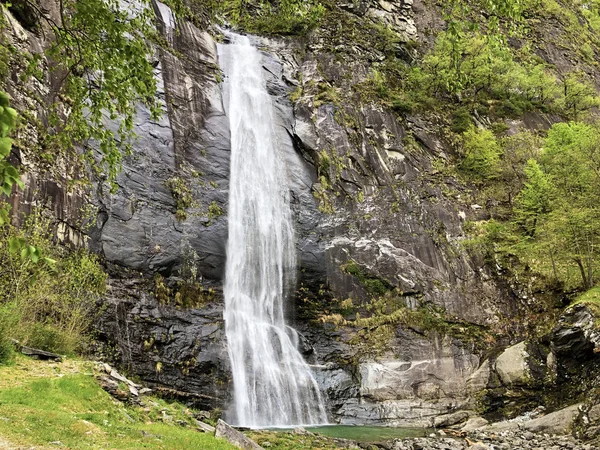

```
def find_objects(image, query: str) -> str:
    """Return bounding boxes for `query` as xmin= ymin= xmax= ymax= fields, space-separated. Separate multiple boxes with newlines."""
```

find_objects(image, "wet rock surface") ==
xmin=97 ymin=278 xmax=230 ymax=411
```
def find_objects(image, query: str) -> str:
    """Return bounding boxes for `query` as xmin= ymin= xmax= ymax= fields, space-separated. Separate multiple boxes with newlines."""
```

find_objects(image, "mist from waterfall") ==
xmin=218 ymin=33 xmax=328 ymax=428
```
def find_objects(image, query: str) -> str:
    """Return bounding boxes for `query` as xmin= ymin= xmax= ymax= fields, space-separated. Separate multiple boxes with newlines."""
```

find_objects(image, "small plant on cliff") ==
xmin=206 ymin=200 xmax=223 ymax=226
xmin=166 ymin=176 xmax=194 ymax=221
xmin=341 ymin=260 xmax=392 ymax=296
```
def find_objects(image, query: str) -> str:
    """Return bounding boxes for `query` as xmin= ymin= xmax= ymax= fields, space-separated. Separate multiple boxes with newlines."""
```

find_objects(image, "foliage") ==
xmin=154 ymin=271 xmax=215 ymax=309
xmin=558 ymin=72 xmax=600 ymax=120
xmin=0 ymin=302 xmax=18 ymax=364
xmin=4 ymin=0 xmax=161 ymax=189
xmin=245 ymin=0 xmax=326 ymax=35
xmin=207 ymin=200 xmax=223 ymax=225
xmin=513 ymin=159 xmax=551 ymax=236
xmin=0 ymin=92 xmax=21 ymax=226
xmin=0 ymin=362 xmax=236 ymax=449
xmin=472 ymin=122 xmax=600 ymax=291
xmin=410 ymin=28 xmax=597 ymax=119
xmin=571 ymin=286 xmax=600 ymax=309
xmin=460 ymin=126 xmax=502 ymax=180
xmin=201 ymin=0 xmax=326 ymax=35
xmin=0 ymin=211 xmax=107 ymax=355
xmin=355 ymin=0 xmax=600 ymax=124
xmin=166 ymin=176 xmax=194 ymax=221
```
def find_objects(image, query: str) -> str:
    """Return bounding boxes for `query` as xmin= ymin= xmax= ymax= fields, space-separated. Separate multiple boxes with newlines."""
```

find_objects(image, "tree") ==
xmin=3 ymin=0 xmax=161 ymax=188
xmin=506 ymin=122 xmax=600 ymax=289
xmin=460 ymin=126 xmax=502 ymax=180
xmin=513 ymin=159 xmax=551 ymax=237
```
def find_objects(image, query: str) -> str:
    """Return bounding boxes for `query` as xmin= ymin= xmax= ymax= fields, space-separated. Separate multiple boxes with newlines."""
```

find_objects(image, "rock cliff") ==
xmin=4 ymin=0 xmax=600 ymax=429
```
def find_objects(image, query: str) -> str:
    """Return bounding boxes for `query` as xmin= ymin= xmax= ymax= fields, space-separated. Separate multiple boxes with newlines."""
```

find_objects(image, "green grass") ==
xmin=0 ymin=365 xmax=235 ymax=449
xmin=571 ymin=287 xmax=600 ymax=321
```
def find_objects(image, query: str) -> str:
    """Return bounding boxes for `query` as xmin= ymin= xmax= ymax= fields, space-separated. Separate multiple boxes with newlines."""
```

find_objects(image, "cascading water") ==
xmin=218 ymin=33 xmax=328 ymax=428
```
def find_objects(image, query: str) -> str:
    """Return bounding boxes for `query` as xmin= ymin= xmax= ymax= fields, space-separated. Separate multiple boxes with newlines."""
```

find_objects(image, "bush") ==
xmin=460 ymin=126 xmax=502 ymax=181
xmin=0 ymin=211 xmax=107 ymax=355
xmin=0 ymin=303 xmax=19 ymax=364
xmin=25 ymin=323 xmax=76 ymax=355
xmin=451 ymin=108 xmax=473 ymax=133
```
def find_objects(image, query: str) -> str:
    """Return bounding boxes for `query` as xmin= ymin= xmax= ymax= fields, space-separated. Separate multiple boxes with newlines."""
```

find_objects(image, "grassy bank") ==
xmin=0 ymin=356 xmax=235 ymax=449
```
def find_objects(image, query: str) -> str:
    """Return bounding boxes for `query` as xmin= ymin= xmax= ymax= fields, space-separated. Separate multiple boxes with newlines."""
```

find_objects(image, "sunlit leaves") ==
xmin=27 ymin=0 xmax=160 ymax=188
xmin=477 ymin=122 xmax=600 ymax=290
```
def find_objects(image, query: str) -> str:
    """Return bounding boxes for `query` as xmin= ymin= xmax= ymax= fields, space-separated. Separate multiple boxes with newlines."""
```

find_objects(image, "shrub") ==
xmin=0 ymin=211 xmax=107 ymax=355
xmin=0 ymin=302 xmax=19 ymax=364
xmin=460 ymin=126 xmax=502 ymax=180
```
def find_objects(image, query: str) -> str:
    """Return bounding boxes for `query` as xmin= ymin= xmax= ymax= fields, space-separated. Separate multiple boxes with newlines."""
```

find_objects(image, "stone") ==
xmin=214 ymin=419 xmax=263 ymax=449
xmin=461 ymin=417 xmax=489 ymax=431
xmin=521 ymin=403 xmax=582 ymax=434
xmin=378 ymin=0 xmax=395 ymax=12
xmin=195 ymin=419 xmax=216 ymax=433
xmin=467 ymin=444 xmax=489 ymax=450
xmin=433 ymin=411 xmax=469 ymax=428
xmin=466 ymin=360 xmax=491 ymax=395
xmin=495 ymin=342 xmax=530 ymax=385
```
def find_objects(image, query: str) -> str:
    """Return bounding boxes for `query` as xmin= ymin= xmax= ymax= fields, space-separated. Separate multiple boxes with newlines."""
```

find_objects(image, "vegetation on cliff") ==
xmin=220 ymin=0 xmax=600 ymax=353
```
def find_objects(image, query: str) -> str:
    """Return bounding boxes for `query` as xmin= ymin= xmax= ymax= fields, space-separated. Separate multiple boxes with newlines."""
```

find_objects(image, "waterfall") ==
xmin=218 ymin=33 xmax=328 ymax=428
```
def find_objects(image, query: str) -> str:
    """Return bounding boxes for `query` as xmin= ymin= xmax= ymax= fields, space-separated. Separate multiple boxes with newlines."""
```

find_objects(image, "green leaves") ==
xmin=479 ymin=121 xmax=600 ymax=290
xmin=0 ymin=91 xmax=19 ymax=222
xmin=202 ymin=0 xmax=326 ymax=35
xmin=7 ymin=237 xmax=48 ymax=264
xmin=513 ymin=159 xmax=551 ymax=236
xmin=18 ymin=0 xmax=161 ymax=187
xmin=460 ymin=126 xmax=502 ymax=180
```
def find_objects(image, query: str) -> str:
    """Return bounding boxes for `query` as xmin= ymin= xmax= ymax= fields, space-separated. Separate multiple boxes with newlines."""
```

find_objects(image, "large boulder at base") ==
xmin=487 ymin=403 xmax=582 ymax=435
xmin=521 ymin=403 xmax=582 ymax=434
xmin=494 ymin=341 xmax=529 ymax=385
xmin=215 ymin=419 xmax=263 ymax=450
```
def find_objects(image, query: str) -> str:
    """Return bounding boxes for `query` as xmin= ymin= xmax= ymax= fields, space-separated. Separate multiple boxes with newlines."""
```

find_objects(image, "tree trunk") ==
xmin=575 ymin=257 xmax=590 ymax=289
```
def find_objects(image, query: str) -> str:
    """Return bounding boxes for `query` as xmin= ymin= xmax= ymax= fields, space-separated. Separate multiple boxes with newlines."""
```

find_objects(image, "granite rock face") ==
xmin=93 ymin=3 xmax=229 ymax=281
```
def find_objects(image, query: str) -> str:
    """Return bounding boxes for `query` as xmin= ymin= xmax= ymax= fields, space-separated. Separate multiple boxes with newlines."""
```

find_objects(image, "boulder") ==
xmin=214 ymin=419 xmax=263 ymax=449
xmin=461 ymin=417 xmax=489 ymax=431
xmin=521 ymin=403 xmax=582 ymax=434
xmin=466 ymin=360 xmax=491 ymax=395
xmin=494 ymin=342 xmax=529 ymax=386
xmin=195 ymin=420 xmax=216 ymax=433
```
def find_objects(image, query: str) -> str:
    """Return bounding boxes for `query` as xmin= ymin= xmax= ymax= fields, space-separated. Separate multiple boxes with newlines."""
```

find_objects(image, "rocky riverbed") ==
xmin=247 ymin=427 xmax=598 ymax=450
xmin=389 ymin=430 xmax=596 ymax=450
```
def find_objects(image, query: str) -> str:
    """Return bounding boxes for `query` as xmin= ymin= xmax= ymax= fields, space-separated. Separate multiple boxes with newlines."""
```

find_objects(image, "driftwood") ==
xmin=11 ymin=339 xmax=62 ymax=362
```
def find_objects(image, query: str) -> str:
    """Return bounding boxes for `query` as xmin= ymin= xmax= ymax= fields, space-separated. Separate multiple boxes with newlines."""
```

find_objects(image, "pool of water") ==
xmin=293 ymin=425 xmax=430 ymax=443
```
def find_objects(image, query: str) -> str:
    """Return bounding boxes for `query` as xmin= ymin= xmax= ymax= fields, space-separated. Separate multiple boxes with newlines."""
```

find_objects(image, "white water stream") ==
xmin=218 ymin=33 xmax=328 ymax=428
